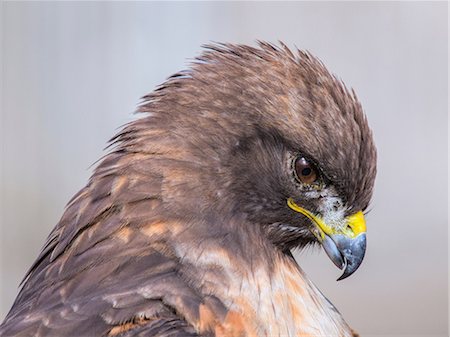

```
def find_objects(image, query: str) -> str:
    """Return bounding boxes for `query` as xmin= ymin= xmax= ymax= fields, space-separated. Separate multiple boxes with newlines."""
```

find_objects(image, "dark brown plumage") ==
xmin=0 ymin=42 xmax=376 ymax=337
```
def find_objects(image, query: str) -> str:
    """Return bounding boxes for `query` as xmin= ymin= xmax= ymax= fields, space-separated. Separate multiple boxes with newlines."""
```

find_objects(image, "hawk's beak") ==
xmin=287 ymin=198 xmax=367 ymax=281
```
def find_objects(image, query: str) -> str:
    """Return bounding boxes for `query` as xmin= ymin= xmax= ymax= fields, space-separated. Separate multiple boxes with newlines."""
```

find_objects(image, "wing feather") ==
xmin=2 ymin=133 xmax=233 ymax=336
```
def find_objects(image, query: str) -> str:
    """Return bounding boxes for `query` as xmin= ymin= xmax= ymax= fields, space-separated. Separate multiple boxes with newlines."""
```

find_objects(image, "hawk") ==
xmin=1 ymin=42 xmax=376 ymax=337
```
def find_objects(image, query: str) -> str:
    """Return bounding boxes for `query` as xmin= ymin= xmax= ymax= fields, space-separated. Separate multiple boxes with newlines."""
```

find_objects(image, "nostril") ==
xmin=346 ymin=223 xmax=354 ymax=232
xmin=342 ymin=223 xmax=354 ymax=237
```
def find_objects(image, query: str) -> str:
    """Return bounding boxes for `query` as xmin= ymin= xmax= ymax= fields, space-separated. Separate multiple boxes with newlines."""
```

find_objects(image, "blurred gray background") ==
xmin=1 ymin=2 xmax=448 ymax=336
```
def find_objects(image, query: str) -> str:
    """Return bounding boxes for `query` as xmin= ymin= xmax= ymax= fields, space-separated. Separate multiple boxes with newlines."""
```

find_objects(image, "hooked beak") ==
xmin=287 ymin=198 xmax=367 ymax=281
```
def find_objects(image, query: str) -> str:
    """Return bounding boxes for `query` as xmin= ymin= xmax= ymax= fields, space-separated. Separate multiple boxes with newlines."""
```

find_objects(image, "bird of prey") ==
xmin=1 ymin=42 xmax=376 ymax=337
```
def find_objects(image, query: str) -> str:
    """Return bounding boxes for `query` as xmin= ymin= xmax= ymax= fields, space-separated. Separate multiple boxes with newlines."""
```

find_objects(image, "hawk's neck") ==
xmin=174 ymin=226 xmax=355 ymax=337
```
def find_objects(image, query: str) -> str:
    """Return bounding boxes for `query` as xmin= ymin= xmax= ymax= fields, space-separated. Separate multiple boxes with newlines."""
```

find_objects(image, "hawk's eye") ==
xmin=294 ymin=157 xmax=318 ymax=184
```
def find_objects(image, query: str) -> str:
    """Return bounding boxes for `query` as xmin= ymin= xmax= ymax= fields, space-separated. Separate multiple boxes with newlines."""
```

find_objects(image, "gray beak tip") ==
xmin=322 ymin=233 xmax=367 ymax=281
xmin=336 ymin=233 xmax=367 ymax=281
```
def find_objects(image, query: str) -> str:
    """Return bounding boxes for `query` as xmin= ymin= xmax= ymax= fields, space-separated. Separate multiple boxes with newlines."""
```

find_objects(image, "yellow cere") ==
xmin=287 ymin=198 xmax=366 ymax=239
xmin=345 ymin=211 xmax=366 ymax=238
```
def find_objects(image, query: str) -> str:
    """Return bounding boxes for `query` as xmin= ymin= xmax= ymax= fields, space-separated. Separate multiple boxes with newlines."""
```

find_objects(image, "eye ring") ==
xmin=294 ymin=157 xmax=319 ymax=185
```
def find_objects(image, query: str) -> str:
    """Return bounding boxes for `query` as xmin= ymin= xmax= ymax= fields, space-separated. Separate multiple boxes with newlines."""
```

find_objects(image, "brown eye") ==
xmin=294 ymin=157 xmax=318 ymax=184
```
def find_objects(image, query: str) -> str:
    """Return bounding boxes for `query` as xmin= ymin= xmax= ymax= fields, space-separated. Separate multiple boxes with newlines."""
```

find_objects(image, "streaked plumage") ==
xmin=1 ymin=42 xmax=376 ymax=337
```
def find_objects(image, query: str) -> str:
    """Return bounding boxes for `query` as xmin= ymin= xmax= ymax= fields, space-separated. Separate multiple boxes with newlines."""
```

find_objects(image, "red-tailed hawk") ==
xmin=1 ymin=42 xmax=376 ymax=337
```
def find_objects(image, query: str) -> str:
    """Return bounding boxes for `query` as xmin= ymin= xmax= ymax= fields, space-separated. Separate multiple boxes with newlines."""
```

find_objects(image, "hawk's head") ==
xmin=136 ymin=42 xmax=377 ymax=280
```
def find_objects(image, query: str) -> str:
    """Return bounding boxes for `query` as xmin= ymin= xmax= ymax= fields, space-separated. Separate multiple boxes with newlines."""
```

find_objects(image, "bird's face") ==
xmin=284 ymin=154 xmax=368 ymax=280
xmin=228 ymin=131 xmax=373 ymax=280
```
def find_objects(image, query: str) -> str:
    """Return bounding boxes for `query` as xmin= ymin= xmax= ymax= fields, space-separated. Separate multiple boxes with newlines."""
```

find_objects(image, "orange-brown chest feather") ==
xmin=175 ymin=237 xmax=354 ymax=337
